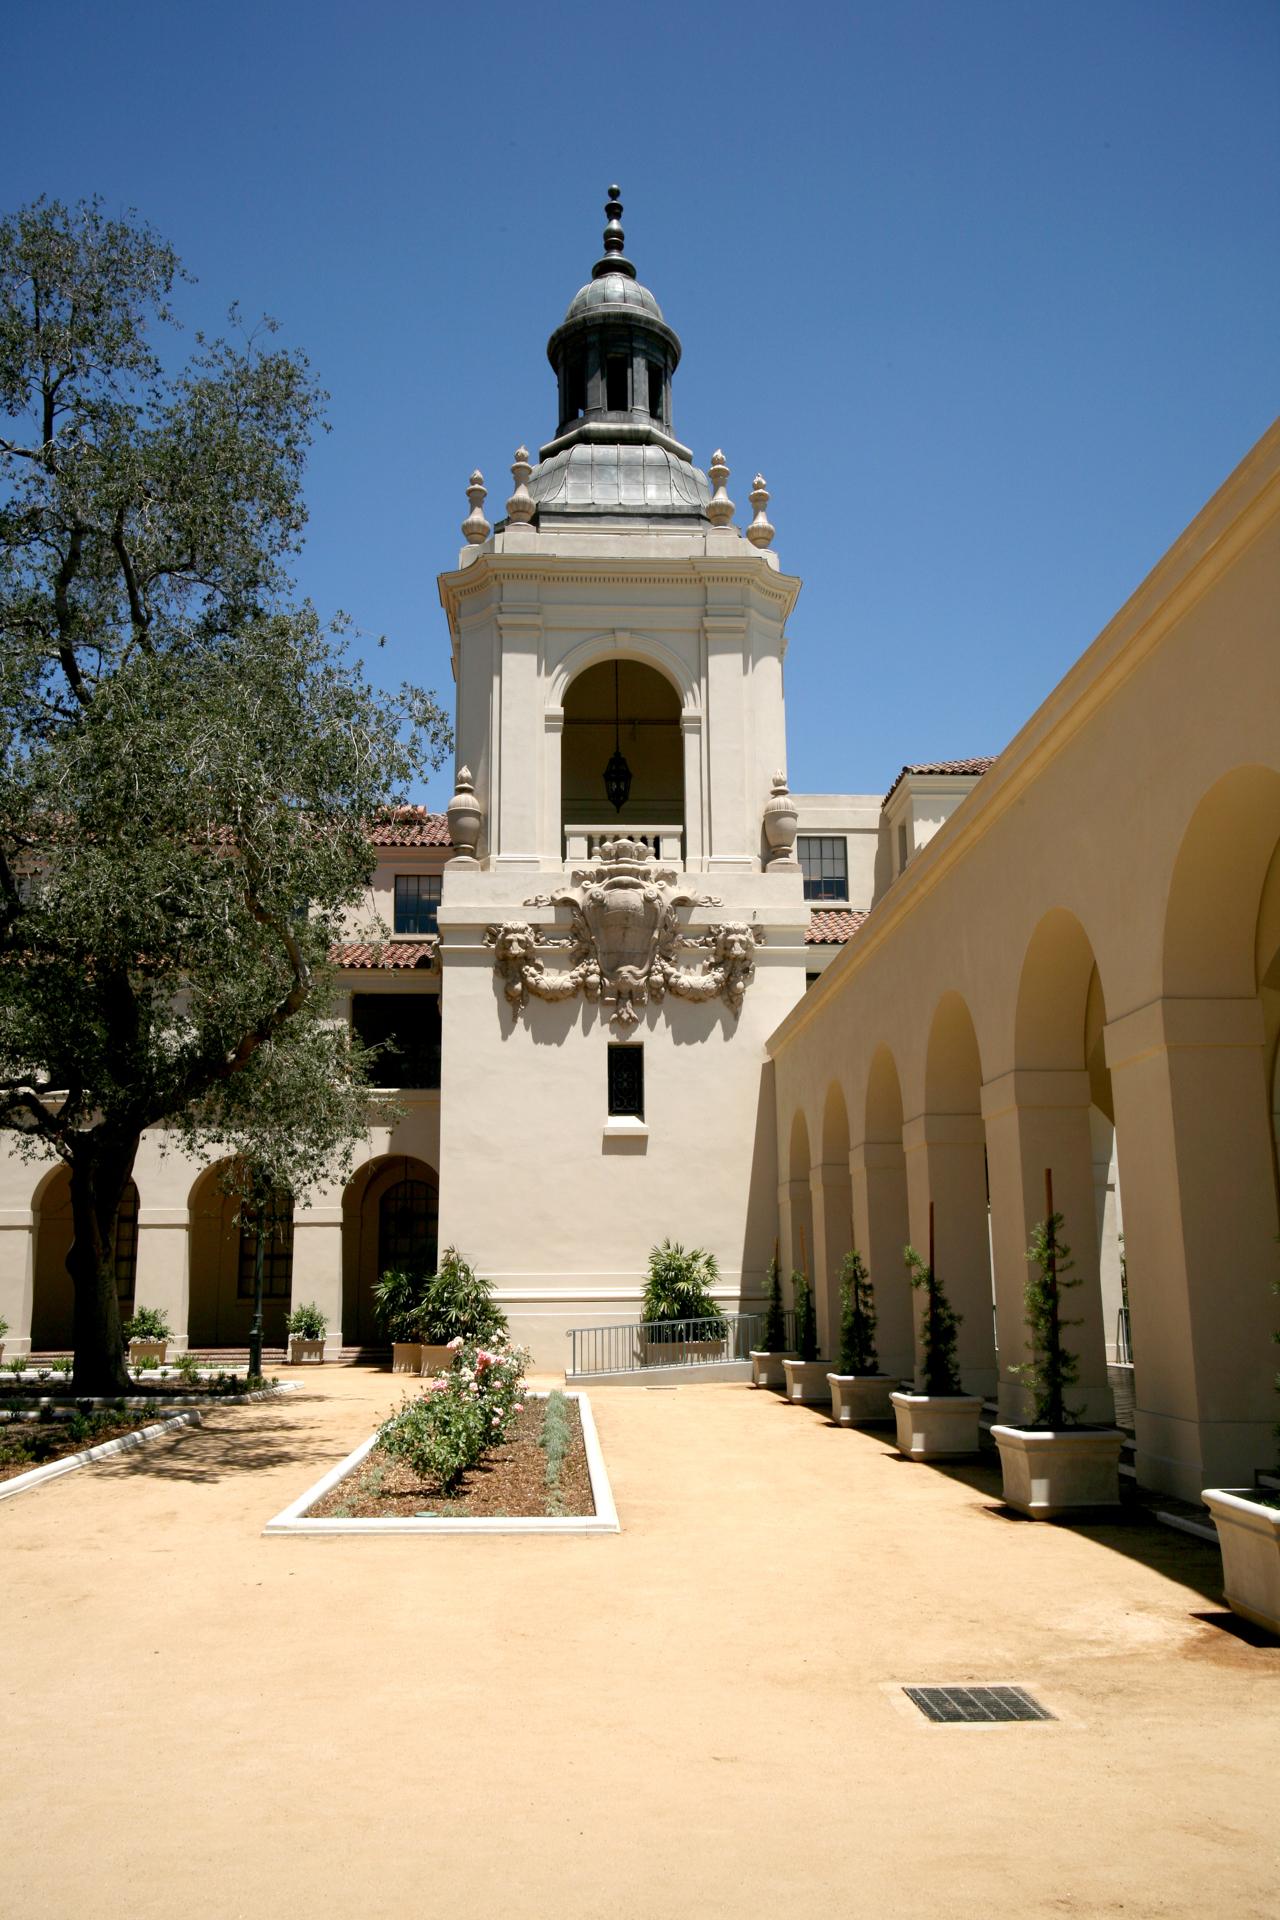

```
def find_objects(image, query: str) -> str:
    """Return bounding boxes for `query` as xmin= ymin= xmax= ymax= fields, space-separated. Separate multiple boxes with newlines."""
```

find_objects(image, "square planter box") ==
xmin=392 ymin=1342 xmax=423 ymax=1373
xmin=287 ymin=1337 xmax=325 ymax=1365
xmin=890 ymin=1391 xmax=983 ymax=1459
xmin=1202 ymin=1488 xmax=1280 ymax=1634
xmin=129 ymin=1340 xmax=167 ymax=1366
xmin=782 ymin=1358 xmax=832 ymax=1405
xmin=991 ymin=1424 xmax=1124 ymax=1518
xmin=827 ymin=1373 xmax=896 ymax=1425
xmin=419 ymin=1344 xmax=456 ymax=1375
xmin=749 ymin=1349 xmax=795 ymax=1389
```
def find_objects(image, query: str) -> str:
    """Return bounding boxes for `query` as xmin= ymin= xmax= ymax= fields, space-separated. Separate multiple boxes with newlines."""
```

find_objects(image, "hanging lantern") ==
xmin=602 ymin=659 xmax=632 ymax=813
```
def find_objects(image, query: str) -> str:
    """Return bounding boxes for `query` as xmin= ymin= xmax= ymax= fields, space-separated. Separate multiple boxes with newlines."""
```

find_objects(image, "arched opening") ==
xmin=815 ymin=1083 xmax=853 ymax=1355
xmin=31 ymin=1169 xmax=139 ymax=1353
xmin=855 ymin=1045 xmax=914 ymax=1379
xmin=1009 ymin=910 xmax=1115 ymax=1423
xmin=785 ymin=1110 xmax=815 ymax=1320
xmin=188 ymin=1162 xmax=293 ymax=1351
xmin=921 ymin=992 xmax=997 ymax=1394
xmin=561 ymin=658 xmax=683 ymax=856
xmin=341 ymin=1154 xmax=439 ymax=1347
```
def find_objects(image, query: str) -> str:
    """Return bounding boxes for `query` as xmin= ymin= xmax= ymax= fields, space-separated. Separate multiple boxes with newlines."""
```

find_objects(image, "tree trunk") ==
xmin=68 ymin=1136 xmax=138 ymax=1395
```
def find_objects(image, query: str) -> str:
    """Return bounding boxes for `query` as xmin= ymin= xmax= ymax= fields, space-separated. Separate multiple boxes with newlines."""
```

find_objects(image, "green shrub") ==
xmin=417 ymin=1250 xmax=507 ymax=1346
xmin=540 ymin=1389 xmax=574 ymax=1515
xmin=1012 ymin=1212 xmax=1082 ymax=1428
xmin=5 ymin=1354 xmax=26 ymax=1376
xmin=762 ymin=1254 xmax=787 ymax=1352
xmin=378 ymin=1338 xmax=528 ymax=1494
xmin=0 ymin=1314 xmax=8 ymax=1341
xmin=136 ymin=1354 xmax=159 ymax=1372
xmin=285 ymin=1301 xmax=328 ymax=1340
xmin=123 ymin=1306 xmax=171 ymax=1343
xmin=174 ymin=1350 xmax=201 ymax=1380
xmin=792 ymin=1271 xmax=818 ymax=1361
xmin=904 ymin=1245 xmax=963 ymax=1395
xmin=837 ymin=1249 xmax=879 ymax=1375
xmin=641 ymin=1240 xmax=726 ymax=1339
xmin=372 ymin=1268 xmax=424 ymax=1344
xmin=51 ymin=1355 xmax=73 ymax=1376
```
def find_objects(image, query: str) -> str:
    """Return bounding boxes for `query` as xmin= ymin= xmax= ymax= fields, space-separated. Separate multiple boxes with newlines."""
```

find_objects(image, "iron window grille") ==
xmin=114 ymin=1181 xmax=139 ymax=1302
xmin=608 ymin=1044 xmax=644 ymax=1119
xmin=798 ymin=835 xmax=849 ymax=902
xmin=394 ymin=873 xmax=442 ymax=936
xmin=237 ymin=1190 xmax=294 ymax=1300
xmin=378 ymin=1177 xmax=439 ymax=1278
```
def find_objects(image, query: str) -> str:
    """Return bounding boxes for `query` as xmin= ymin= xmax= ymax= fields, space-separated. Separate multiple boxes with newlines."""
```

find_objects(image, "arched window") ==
xmin=378 ymin=1178 xmax=438 ymax=1278
xmin=114 ymin=1180 xmax=139 ymax=1303
xmin=237 ymin=1189 xmax=294 ymax=1299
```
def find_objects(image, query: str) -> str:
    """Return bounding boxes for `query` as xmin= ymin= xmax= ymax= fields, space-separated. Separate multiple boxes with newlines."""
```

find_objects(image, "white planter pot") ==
xmin=890 ymin=1391 xmax=983 ymax=1459
xmin=991 ymin=1424 xmax=1124 ymax=1518
xmin=782 ymin=1358 xmax=832 ymax=1405
xmin=1202 ymin=1488 xmax=1280 ymax=1633
xmin=128 ymin=1340 xmax=167 ymax=1366
xmin=392 ymin=1342 xmax=423 ymax=1374
xmin=419 ymin=1344 xmax=456 ymax=1376
xmin=749 ymin=1349 xmax=794 ymax=1389
xmin=287 ymin=1337 xmax=325 ymax=1365
xmin=827 ymin=1373 xmax=896 ymax=1425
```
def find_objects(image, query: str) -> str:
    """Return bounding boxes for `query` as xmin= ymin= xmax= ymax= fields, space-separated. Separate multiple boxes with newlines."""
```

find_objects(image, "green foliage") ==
xmin=123 ymin=1306 xmax=171 ymax=1343
xmin=0 ymin=1315 xmax=8 ymax=1340
xmin=762 ymin=1253 xmax=787 ymax=1352
xmin=904 ymin=1245 xmax=964 ymax=1396
xmin=5 ymin=1354 xmax=25 ymax=1375
xmin=50 ymin=1354 xmax=72 ymax=1376
xmin=541 ymin=1389 xmax=574 ymax=1516
xmin=1012 ymin=1212 xmax=1082 ymax=1428
xmin=792 ymin=1271 xmax=818 ymax=1362
xmin=0 ymin=197 xmax=451 ymax=1390
xmin=285 ymin=1301 xmax=328 ymax=1340
xmin=837 ymin=1249 xmax=879 ymax=1375
xmin=377 ymin=1338 xmax=528 ymax=1495
xmin=173 ymin=1350 xmax=201 ymax=1380
xmin=417 ymin=1249 xmax=506 ymax=1345
xmin=372 ymin=1268 xmax=425 ymax=1344
xmin=641 ymin=1240 xmax=726 ymax=1337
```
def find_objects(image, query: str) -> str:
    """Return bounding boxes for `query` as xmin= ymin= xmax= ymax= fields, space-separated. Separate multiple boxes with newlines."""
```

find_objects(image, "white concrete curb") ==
xmin=0 ymin=1411 xmax=203 ymax=1504
xmin=0 ymin=1382 xmax=296 ymax=1417
xmin=263 ymin=1390 xmax=620 ymax=1536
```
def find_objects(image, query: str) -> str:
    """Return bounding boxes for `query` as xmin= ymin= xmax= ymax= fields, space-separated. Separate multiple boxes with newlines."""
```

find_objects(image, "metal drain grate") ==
xmin=904 ymin=1684 xmax=1053 ymax=1724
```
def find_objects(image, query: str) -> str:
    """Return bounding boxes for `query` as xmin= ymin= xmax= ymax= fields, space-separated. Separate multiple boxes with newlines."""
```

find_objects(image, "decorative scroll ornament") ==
xmin=484 ymin=839 xmax=763 ymax=1029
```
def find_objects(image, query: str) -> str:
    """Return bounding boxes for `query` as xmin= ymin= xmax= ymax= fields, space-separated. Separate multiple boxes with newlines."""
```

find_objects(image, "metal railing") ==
xmin=1114 ymin=1305 xmax=1133 ymax=1366
xmin=568 ymin=1309 xmax=797 ymax=1378
xmin=563 ymin=824 xmax=685 ymax=866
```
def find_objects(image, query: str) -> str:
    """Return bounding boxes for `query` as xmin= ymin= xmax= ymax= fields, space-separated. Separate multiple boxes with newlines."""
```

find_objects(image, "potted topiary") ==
xmin=641 ymin=1239 xmax=727 ymax=1366
xmin=750 ymin=1249 xmax=795 ymax=1388
xmin=416 ymin=1247 xmax=506 ymax=1372
xmin=1202 ymin=1269 xmax=1280 ymax=1632
xmin=782 ymin=1267 xmax=829 ymax=1404
xmin=373 ymin=1268 xmax=427 ymax=1373
xmin=991 ymin=1178 xmax=1124 ymax=1518
xmin=890 ymin=1210 xmax=983 ymax=1458
xmin=123 ymin=1305 xmax=172 ymax=1368
xmin=826 ymin=1248 xmax=896 ymax=1425
xmin=284 ymin=1301 xmax=328 ymax=1364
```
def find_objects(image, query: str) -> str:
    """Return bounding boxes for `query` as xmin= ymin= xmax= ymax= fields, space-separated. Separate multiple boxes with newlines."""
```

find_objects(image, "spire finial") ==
xmin=461 ymin=469 xmax=490 ymax=545
xmin=603 ymin=184 xmax=625 ymax=256
xmin=706 ymin=449 xmax=735 ymax=528
xmin=506 ymin=446 xmax=535 ymax=524
xmin=746 ymin=473 xmax=775 ymax=549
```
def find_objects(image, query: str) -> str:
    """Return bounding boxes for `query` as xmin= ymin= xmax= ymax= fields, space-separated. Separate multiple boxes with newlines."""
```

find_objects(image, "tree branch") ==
xmin=52 ymin=525 xmax=90 ymax=705
xmin=111 ymin=505 xmax=151 ymax=648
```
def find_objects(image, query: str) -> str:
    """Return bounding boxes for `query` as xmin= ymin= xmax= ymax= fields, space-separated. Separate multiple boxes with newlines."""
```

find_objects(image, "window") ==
xmin=608 ymin=1044 xmax=644 ymax=1119
xmin=647 ymin=362 xmax=663 ymax=420
xmin=114 ymin=1181 xmax=139 ymax=1302
xmin=237 ymin=1190 xmax=294 ymax=1299
xmin=378 ymin=1178 xmax=438 ymax=1278
xmin=394 ymin=873 xmax=441 ymax=936
xmin=566 ymin=353 xmax=587 ymax=420
xmin=897 ymin=822 xmax=909 ymax=873
xmin=352 ymin=993 xmax=442 ymax=1089
xmin=605 ymin=354 xmax=629 ymax=411
xmin=798 ymin=836 xmax=848 ymax=902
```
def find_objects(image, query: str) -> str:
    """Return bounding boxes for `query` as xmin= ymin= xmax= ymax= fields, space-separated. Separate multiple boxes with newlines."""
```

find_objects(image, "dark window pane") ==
xmin=567 ymin=353 xmax=587 ymax=419
xmin=237 ymin=1189 xmax=294 ymax=1300
xmin=647 ymin=362 xmax=663 ymax=419
xmin=378 ymin=1178 xmax=438 ymax=1278
xmin=394 ymin=873 xmax=442 ymax=936
xmin=352 ymin=993 xmax=442 ymax=1089
xmin=114 ymin=1181 xmax=139 ymax=1301
xmin=606 ymin=355 xmax=629 ymax=411
xmin=798 ymin=835 xmax=848 ymax=902
xmin=608 ymin=1044 xmax=644 ymax=1118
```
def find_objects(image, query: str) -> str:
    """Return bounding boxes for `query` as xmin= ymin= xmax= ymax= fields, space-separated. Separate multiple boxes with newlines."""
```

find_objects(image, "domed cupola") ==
xmin=530 ymin=188 xmax=710 ymax=524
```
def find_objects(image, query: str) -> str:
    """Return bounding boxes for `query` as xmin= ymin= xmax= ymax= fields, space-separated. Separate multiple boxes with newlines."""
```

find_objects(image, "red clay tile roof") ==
xmin=331 ymin=939 xmax=439 ymax=969
xmin=368 ymin=806 xmax=452 ymax=848
xmin=806 ymin=908 xmax=868 ymax=945
xmin=883 ymin=756 xmax=995 ymax=804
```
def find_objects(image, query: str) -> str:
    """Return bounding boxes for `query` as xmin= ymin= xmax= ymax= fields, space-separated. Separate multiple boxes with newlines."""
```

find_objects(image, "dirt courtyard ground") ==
xmin=2 ymin=1366 xmax=1275 ymax=1919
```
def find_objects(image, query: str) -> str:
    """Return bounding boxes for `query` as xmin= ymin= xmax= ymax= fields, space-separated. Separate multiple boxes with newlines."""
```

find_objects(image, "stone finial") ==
xmin=461 ymin=470 xmax=491 ymax=545
xmin=602 ymin=184 xmax=625 ymax=257
xmin=746 ymin=473 xmax=775 ymax=549
xmin=446 ymin=764 xmax=483 ymax=864
xmin=707 ymin=449 xmax=735 ymax=527
xmin=763 ymin=771 xmax=799 ymax=868
xmin=507 ymin=446 xmax=535 ymax=524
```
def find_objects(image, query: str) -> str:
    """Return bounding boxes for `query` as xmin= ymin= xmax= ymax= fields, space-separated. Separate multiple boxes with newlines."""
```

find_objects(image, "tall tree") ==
xmin=0 ymin=199 xmax=449 ymax=1390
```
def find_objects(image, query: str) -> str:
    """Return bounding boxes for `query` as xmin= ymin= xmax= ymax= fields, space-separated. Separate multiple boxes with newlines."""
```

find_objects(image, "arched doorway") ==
xmin=32 ymin=1169 xmax=139 ymax=1352
xmin=561 ymin=658 xmax=683 ymax=855
xmin=341 ymin=1155 xmax=439 ymax=1345
xmin=920 ymin=991 xmax=998 ymax=1396
xmin=855 ymin=1044 xmax=914 ymax=1379
xmin=188 ymin=1162 xmax=293 ymax=1350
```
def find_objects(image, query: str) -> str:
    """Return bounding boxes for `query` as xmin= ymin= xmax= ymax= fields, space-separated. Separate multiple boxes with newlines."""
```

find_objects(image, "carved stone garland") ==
xmin=485 ymin=838 xmax=763 ymax=1029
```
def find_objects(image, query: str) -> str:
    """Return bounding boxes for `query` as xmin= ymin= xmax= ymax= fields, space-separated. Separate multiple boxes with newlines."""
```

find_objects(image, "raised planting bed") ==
xmin=265 ymin=1390 xmax=619 ymax=1536
xmin=0 ymin=1408 xmax=202 ymax=1500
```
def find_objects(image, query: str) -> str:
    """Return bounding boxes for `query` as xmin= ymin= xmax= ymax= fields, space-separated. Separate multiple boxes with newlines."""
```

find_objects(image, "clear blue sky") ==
xmin=6 ymin=1 xmax=1278 ymax=804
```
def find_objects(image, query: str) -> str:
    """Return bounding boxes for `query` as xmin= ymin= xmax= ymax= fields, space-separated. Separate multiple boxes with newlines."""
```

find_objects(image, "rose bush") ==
xmin=377 ymin=1337 xmax=530 ymax=1493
